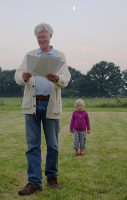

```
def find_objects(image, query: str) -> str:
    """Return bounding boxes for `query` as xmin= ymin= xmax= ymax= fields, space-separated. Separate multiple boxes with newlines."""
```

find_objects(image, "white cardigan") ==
xmin=15 ymin=49 xmax=71 ymax=119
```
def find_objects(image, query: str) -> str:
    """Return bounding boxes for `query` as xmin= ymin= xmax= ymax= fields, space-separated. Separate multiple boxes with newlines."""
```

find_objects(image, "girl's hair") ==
xmin=75 ymin=99 xmax=85 ymax=107
xmin=34 ymin=22 xmax=53 ymax=37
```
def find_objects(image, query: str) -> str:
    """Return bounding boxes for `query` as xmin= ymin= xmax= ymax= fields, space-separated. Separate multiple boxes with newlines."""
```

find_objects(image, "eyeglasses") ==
xmin=37 ymin=36 xmax=49 ymax=41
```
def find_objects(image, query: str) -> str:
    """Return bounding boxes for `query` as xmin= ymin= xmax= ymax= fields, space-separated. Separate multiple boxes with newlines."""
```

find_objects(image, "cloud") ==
xmin=81 ymin=47 xmax=89 ymax=51
xmin=81 ymin=46 xmax=101 ymax=53
xmin=77 ymin=60 xmax=85 ymax=66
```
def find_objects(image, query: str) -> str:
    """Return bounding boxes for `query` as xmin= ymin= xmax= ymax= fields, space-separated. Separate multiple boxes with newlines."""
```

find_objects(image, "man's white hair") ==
xmin=75 ymin=99 xmax=85 ymax=107
xmin=34 ymin=23 xmax=53 ymax=37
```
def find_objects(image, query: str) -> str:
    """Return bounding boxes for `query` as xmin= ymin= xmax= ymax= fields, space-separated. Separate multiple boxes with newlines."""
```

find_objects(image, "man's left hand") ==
xmin=46 ymin=73 xmax=59 ymax=82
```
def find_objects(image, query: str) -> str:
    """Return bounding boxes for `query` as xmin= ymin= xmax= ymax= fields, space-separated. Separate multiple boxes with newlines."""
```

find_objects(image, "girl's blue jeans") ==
xmin=25 ymin=99 xmax=59 ymax=187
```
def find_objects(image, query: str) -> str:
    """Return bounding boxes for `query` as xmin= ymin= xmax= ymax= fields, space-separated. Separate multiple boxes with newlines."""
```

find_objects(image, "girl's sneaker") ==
xmin=79 ymin=152 xmax=84 ymax=156
xmin=74 ymin=152 xmax=78 ymax=157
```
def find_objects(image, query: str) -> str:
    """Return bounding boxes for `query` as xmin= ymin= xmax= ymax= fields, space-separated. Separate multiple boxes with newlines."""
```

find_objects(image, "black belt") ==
xmin=36 ymin=95 xmax=50 ymax=100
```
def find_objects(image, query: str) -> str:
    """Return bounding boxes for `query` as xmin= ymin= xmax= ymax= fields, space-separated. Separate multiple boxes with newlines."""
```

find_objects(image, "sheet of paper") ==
xmin=27 ymin=55 xmax=39 ymax=74
xmin=27 ymin=54 xmax=64 ymax=77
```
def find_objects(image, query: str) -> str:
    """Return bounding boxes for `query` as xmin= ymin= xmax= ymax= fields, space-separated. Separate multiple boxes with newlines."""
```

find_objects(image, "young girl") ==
xmin=70 ymin=99 xmax=90 ymax=156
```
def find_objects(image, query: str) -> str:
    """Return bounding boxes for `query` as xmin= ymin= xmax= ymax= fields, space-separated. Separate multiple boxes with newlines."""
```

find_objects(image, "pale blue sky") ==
xmin=0 ymin=0 xmax=127 ymax=74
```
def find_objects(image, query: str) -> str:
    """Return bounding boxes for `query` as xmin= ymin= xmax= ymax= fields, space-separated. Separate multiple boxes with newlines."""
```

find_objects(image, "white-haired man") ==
xmin=15 ymin=23 xmax=71 ymax=195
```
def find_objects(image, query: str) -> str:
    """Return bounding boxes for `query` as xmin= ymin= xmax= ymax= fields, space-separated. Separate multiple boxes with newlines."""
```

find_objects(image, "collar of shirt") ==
xmin=37 ymin=46 xmax=57 ymax=56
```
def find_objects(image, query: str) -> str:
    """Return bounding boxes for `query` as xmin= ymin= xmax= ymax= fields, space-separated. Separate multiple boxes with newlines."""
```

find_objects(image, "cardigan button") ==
xmin=32 ymin=85 xmax=34 ymax=88
xmin=33 ymin=95 xmax=35 ymax=98
xmin=33 ymin=105 xmax=36 ymax=107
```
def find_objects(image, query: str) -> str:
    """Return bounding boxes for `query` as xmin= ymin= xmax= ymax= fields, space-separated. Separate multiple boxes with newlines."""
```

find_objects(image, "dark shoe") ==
xmin=47 ymin=177 xmax=62 ymax=189
xmin=18 ymin=182 xmax=42 ymax=196
xmin=74 ymin=152 xmax=78 ymax=157
xmin=79 ymin=152 xmax=84 ymax=156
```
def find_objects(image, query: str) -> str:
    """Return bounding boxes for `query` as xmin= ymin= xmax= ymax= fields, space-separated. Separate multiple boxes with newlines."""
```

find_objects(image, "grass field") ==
xmin=0 ymin=98 xmax=127 ymax=200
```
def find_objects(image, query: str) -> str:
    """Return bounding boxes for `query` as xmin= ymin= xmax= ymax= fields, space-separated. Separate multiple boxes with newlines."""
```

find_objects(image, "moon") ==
xmin=72 ymin=6 xmax=76 ymax=11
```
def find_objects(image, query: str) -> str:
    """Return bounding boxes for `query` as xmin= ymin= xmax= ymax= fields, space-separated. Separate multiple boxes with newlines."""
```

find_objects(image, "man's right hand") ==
xmin=22 ymin=72 xmax=32 ymax=82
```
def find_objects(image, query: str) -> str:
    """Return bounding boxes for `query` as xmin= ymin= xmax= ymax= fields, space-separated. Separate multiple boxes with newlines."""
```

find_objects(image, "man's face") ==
xmin=37 ymin=30 xmax=51 ymax=50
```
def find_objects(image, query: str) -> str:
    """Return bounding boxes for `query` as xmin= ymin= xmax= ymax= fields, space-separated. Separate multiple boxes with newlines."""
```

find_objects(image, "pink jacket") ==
xmin=70 ymin=110 xmax=90 ymax=132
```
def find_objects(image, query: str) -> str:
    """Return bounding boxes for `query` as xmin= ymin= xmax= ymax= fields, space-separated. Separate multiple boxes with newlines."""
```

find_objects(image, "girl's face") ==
xmin=76 ymin=102 xmax=84 ymax=111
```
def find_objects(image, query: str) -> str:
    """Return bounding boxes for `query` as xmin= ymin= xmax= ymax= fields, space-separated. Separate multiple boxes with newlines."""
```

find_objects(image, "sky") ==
xmin=0 ymin=0 xmax=127 ymax=74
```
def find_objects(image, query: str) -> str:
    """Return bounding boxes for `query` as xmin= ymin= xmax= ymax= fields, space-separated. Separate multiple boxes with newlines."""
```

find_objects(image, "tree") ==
xmin=0 ymin=69 xmax=23 ymax=97
xmin=87 ymin=61 xmax=122 ymax=97
xmin=62 ymin=66 xmax=96 ymax=97
xmin=0 ymin=63 xmax=125 ymax=98
xmin=62 ymin=66 xmax=83 ymax=97
xmin=121 ymin=69 xmax=127 ymax=95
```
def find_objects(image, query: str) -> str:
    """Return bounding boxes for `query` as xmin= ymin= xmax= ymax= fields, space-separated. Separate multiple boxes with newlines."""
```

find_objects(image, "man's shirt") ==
xmin=35 ymin=46 xmax=57 ymax=95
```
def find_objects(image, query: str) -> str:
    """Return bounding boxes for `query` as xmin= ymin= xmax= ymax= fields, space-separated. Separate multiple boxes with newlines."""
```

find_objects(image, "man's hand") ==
xmin=46 ymin=73 xmax=59 ymax=82
xmin=22 ymin=72 xmax=32 ymax=82
xmin=87 ymin=130 xmax=90 ymax=134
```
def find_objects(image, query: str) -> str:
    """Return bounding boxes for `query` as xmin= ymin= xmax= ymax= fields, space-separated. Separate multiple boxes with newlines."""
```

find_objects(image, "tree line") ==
xmin=0 ymin=61 xmax=127 ymax=97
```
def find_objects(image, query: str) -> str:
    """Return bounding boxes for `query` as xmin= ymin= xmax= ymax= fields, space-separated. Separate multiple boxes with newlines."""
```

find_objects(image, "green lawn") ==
xmin=0 ymin=98 xmax=127 ymax=200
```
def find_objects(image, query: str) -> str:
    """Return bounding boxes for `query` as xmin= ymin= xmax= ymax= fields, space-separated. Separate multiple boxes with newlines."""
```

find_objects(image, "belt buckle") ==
xmin=36 ymin=95 xmax=49 ymax=100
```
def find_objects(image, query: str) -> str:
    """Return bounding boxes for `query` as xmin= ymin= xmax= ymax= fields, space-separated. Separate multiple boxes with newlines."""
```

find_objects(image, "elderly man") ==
xmin=15 ymin=23 xmax=71 ymax=195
